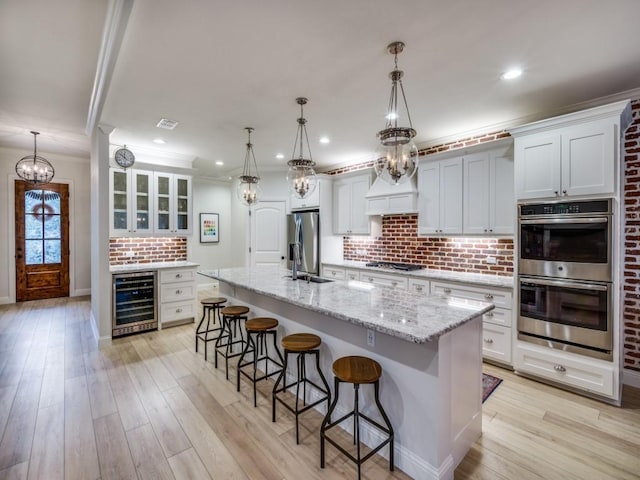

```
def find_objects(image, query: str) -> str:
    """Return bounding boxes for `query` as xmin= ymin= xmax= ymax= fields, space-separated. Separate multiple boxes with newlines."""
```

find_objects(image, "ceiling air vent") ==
xmin=156 ymin=118 xmax=179 ymax=130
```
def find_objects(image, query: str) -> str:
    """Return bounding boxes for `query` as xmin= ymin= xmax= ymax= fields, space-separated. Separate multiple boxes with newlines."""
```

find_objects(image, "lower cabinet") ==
xmin=431 ymin=280 xmax=513 ymax=366
xmin=322 ymin=266 xmax=346 ymax=280
xmin=360 ymin=271 xmax=408 ymax=289
xmin=515 ymin=342 xmax=615 ymax=398
xmin=345 ymin=268 xmax=360 ymax=281
xmin=159 ymin=267 xmax=197 ymax=327
xmin=408 ymin=278 xmax=430 ymax=294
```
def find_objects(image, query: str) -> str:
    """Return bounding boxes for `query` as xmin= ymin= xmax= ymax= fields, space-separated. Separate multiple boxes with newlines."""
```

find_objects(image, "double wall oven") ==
xmin=518 ymin=199 xmax=613 ymax=360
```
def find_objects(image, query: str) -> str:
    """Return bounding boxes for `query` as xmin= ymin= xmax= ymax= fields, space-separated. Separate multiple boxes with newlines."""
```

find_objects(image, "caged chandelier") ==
xmin=374 ymin=41 xmax=419 ymax=185
xmin=287 ymin=97 xmax=317 ymax=199
xmin=16 ymin=131 xmax=55 ymax=185
xmin=237 ymin=127 xmax=262 ymax=206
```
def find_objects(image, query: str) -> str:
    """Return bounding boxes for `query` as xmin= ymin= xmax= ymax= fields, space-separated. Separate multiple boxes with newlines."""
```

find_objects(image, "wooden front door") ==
xmin=15 ymin=180 xmax=70 ymax=301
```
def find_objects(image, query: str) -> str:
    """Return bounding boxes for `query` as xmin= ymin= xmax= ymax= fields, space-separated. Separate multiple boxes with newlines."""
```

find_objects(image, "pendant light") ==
xmin=16 ymin=131 xmax=55 ymax=185
xmin=374 ymin=41 xmax=419 ymax=185
xmin=287 ymin=97 xmax=317 ymax=199
xmin=237 ymin=127 xmax=262 ymax=206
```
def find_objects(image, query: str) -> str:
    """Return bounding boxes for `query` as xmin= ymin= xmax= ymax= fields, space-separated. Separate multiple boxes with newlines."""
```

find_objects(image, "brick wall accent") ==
xmin=324 ymin=130 xmax=510 ymax=175
xmin=109 ymin=237 xmax=187 ymax=265
xmin=343 ymin=215 xmax=514 ymax=276
xmin=623 ymin=98 xmax=640 ymax=374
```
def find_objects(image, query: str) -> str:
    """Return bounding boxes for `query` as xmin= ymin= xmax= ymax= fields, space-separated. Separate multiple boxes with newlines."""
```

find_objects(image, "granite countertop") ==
xmin=110 ymin=261 xmax=199 ymax=274
xmin=324 ymin=260 xmax=514 ymax=289
xmin=199 ymin=266 xmax=493 ymax=344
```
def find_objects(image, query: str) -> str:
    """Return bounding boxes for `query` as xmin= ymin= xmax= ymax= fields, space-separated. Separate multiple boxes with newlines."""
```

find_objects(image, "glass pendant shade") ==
xmin=287 ymin=97 xmax=318 ymax=199
xmin=374 ymin=42 xmax=419 ymax=185
xmin=16 ymin=131 xmax=55 ymax=185
xmin=237 ymin=127 xmax=261 ymax=206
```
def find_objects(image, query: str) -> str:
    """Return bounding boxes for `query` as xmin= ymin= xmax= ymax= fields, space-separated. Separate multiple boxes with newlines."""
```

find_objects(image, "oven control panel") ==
xmin=519 ymin=199 xmax=610 ymax=216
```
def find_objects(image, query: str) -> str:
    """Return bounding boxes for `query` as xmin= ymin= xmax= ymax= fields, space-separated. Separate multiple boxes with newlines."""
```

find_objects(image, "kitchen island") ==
xmin=199 ymin=266 xmax=494 ymax=480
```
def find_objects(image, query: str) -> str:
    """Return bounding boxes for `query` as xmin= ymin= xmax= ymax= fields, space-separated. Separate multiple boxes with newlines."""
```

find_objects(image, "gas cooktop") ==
xmin=364 ymin=261 xmax=424 ymax=271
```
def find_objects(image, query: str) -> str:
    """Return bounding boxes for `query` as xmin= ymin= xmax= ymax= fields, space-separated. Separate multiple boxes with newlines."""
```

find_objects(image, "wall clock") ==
xmin=114 ymin=145 xmax=135 ymax=169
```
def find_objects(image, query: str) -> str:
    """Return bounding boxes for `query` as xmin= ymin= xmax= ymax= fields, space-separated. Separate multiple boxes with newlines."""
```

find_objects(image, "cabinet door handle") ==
xmin=554 ymin=190 xmax=559 ymax=196
xmin=485 ymin=311 xmax=494 ymax=317
xmin=443 ymin=288 xmax=451 ymax=294
xmin=415 ymin=286 xmax=423 ymax=292
xmin=484 ymin=293 xmax=494 ymax=300
xmin=175 ymin=273 xmax=182 ymax=278
xmin=554 ymin=364 xmax=566 ymax=373
xmin=489 ymin=229 xmax=493 ymax=232
xmin=176 ymin=289 xmax=182 ymax=295
xmin=484 ymin=229 xmax=488 ymax=233
xmin=483 ymin=338 xmax=494 ymax=344
xmin=176 ymin=308 xmax=183 ymax=313
xmin=562 ymin=190 xmax=567 ymax=195
xmin=368 ymin=277 xmax=373 ymax=282
xmin=391 ymin=281 xmax=397 ymax=287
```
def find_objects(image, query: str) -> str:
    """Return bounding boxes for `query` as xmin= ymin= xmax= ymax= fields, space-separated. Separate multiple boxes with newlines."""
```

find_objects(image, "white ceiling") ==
xmin=2 ymin=0 xmax=640 ymax=179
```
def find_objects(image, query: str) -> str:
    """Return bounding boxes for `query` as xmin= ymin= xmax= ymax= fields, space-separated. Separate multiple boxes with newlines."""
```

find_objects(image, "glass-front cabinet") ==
xmin=153 ymin=172 xmax=192 ymax=235
xmin=109 ymin=169 xmax=154 ymax=236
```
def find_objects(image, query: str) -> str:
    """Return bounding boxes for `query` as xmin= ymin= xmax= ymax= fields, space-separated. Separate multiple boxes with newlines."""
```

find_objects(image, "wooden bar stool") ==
xmin=236 ymin=317 xmax=284 ymax=407
xmin=215 ymin=305 xmax=249 ymax=380
xmin=195 ymin=297 xmax=226 ymax=361
xmin=272 ymin=333 xmax=331 ymax=444
xmin=320 ymin=355 xmax=394 ymax=480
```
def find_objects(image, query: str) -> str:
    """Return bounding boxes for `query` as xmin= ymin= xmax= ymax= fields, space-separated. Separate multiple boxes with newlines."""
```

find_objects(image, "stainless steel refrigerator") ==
xmin=287 ymin=210 xmax=320 ymax=275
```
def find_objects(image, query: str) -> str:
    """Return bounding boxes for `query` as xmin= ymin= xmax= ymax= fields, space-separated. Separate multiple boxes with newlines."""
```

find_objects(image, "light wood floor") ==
xmin=0 ymin=295 xmax=638 ymax=480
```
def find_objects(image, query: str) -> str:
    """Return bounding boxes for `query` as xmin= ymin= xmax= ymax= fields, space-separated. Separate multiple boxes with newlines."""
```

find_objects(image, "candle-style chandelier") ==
xmin=374 ymin=41 xmax=419 ymax=185
xmin=286 ymin=97 xmax=318 ymax=199
xmin=237 ymin=127 xmax=262 ymax=206
xmin=15 ymin=131 xmax=55 ymax=185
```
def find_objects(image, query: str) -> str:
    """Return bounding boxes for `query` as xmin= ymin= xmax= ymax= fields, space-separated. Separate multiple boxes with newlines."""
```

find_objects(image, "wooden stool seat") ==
xmin=221 ymin=305 xmax=250 ymax=316
xmin=332 ymin=355 xmax=382 ymax=384
xmin=201 ymin=297 xmax=227 ymax=305
xmin=245 ymin=317 xmax=279 ymax=332
xmin=281 ymin=333 xmax=322 ymax=352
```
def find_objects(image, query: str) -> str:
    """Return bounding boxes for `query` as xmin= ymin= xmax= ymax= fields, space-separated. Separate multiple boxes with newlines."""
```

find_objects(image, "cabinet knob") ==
xmin=368 ymin=277 xmax=373 ymax=282
xmin=554 ymin=364 xmax=566 ymax=373
xmin=485 ymin=311 xmax=494 ymax=317
xmin=176 ymin=308 xmax=183 ymax=313
xmin=554 ymin=190 xmax=559 ymax=196
xmin=489 ymin=229 xmax=493 ymax=232
xmin=483 ymin=338 xmax=494 ymax=344
xmin=443 ymin=288 xmax=451 ymax=294
xmin=416 ymin=286 xmax=423 ymax=292
xmin=562 ymin=190 xmax=567 ymax=195
xmin=176 ymin=289 xmax=182 ymax=294
xmin=484 ymin=229 xmax=488 ymax=233
xmin=484 ymin=293 xmax=494 ymax=300
xmin=176 ymin=273 xmax=182 ymax=278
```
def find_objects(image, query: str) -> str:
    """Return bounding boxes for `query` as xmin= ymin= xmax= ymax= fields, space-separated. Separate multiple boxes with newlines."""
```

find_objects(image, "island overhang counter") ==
xmin=199 ymin=267 xmax=494 ymax=480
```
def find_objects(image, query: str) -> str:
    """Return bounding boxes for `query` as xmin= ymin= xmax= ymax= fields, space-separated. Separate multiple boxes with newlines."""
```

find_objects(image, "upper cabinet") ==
xmin=418 ymin=157 xmax=463 ymax=235
xmin=109 ymin=168 xmax=192 ymax=237
xmin=109 ymin=169 xmax=154 ymax=236
xmin=333 ymin=172 xmax=372 ymax=235
xmin=154 ymin=173 xmax=192 ymax=235
xmin=510 ymin=100 xmax=632 ymax=201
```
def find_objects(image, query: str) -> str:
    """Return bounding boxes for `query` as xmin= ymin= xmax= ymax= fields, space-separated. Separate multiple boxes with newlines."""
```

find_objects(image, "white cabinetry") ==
xmin=322 ymin=265 xmax=346 ymax=280
xmin=360 ymin=271 xmax=407 ymax=289
xmin=408 ymin=278 xmax=429 ymax=294
xmin=159 ymin=267 xmax=197 ymax=327
xmin=511 ymin=100 xmax=631 ymax=200
xmin=154 ymin=173 xmax=192 ymax=235
xmin=345 ymin=268 xmax=360 ymax=281
xmin=109 ymin=169 xmax=154 ymax=236
xmin=418 ymin=157 xmax=463 ymax=235
xmin=431 ymin=280 xmax=513 ymax=365
xmin=515 ymin=342 xmax=615 ymax=398
xmin=463 ymin=150 xmax=514 ymax=234
xmin=333 ymin=173 xmax=371 ymax=235
xmin=290 ymin=176 xmax=333 ymax=212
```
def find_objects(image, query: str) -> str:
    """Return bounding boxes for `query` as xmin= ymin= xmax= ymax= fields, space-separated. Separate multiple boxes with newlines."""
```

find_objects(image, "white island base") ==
xmin=219 ymin=281 xmax=483 ymax=480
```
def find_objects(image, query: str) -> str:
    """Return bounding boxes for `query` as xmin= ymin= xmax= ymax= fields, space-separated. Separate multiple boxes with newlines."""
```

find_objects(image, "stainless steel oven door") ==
xmin=519 ymin=216 xmax=611 ymax=282
xmin=518 ymin=276 xmax=612 ymax=359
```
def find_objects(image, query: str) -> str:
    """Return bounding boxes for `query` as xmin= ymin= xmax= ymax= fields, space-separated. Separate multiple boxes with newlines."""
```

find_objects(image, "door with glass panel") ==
xmin=15 ymin=180 xmax=70 ymax=301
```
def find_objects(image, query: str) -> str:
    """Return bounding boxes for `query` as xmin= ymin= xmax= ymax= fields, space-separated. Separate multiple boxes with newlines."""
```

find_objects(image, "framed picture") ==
xmin=200 ymin=213 xmax=219 ymax=243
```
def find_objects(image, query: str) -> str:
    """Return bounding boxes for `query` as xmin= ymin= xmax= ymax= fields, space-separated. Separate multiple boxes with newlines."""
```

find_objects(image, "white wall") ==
xmin=0 ymin=146 xmax=91 ymax=303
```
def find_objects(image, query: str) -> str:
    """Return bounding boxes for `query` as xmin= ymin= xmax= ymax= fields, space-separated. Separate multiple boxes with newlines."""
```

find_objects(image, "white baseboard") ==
xmin=0 ymin=297 xmax=11 ymax=305
xmin=623 ymin=368 xmax=640 ymax=388
xmin=72 ymin=288 xmax=91 ymax=297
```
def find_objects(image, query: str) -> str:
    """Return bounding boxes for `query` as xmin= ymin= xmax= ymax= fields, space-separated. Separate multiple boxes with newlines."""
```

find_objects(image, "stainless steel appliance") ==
xmin=287 ymin=210 xmax=320 ymax=276
xmin=517 ymin=199 xmax=614 ymax=360
xmin=518 ymin=199 xmax=612 ymax=282
xmin=112 ymin=271 xmax=157 ymax=337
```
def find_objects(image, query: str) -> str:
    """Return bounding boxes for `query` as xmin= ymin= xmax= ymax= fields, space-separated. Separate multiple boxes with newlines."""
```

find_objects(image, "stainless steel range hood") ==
xmin=365 ymin=175 xmax=418 ymax=215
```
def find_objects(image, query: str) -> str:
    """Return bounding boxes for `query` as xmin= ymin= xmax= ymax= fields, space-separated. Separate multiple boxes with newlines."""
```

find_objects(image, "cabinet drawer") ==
xmin=515 ymin=343 xmax=615 ymax=398
xmin=482 ymin=323 xmax=512 ymax=364
xmin=408 ymin=278 xmax=430 ymax=294
xmin=483 ymin=307 xmax=512 ymax=327
xmin=345 ymin=269 xmax=360 ymax=281
xmin=161 ymin=300 xmax=196 ymax=322
xmin=161 ymin=283 xmax=196 ymax=302
xmin=360 ymin=272 xmax=407 ymax=289
xmin=160 ymin=268 xmax=196 ymax=284
xmin=322 ymin=266 xmax=346 ymax=280
xmin=430 ymin=281 xmax=512 ymax=309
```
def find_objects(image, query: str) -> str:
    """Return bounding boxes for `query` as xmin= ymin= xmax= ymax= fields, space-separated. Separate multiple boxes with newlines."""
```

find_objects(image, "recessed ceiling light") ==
xmin=153 ymin=138 xmax=166 ymax=144
xmin=275 ymin=153 xmax=285 ymax=159
xmin=501 ymin=68 xmax=522 ymax=80
xmin=215 ymin=161 xmax=224 ymax=166
xmin=319 ymin=136 xmax=330 ymax=144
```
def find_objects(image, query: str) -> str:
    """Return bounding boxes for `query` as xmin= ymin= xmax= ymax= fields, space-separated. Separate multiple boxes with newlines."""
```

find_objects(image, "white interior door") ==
xmin=250 ymin=200 xmax=286 ymax=267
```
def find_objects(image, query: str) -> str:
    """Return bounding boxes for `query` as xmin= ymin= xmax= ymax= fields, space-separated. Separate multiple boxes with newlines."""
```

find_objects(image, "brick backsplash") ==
xmin=109 ymin=237 xmax=187 ymax=265
xmin=343 ymin=215 xmax=514 ymax=275
xmin=623 ymin=98 xmax=640 ymax=374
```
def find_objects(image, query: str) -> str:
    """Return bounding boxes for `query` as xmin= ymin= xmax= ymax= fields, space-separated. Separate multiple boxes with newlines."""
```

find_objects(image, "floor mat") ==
xmin=482 ymin=373 xmax=503 ymax=403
